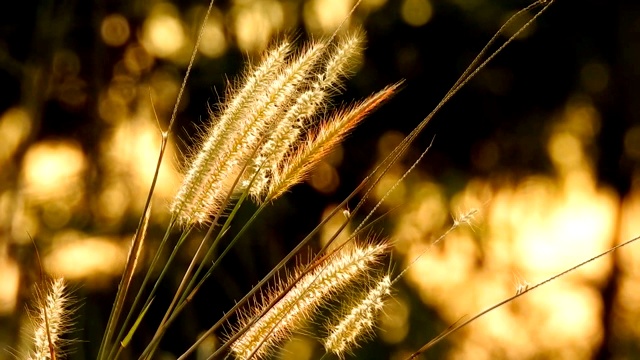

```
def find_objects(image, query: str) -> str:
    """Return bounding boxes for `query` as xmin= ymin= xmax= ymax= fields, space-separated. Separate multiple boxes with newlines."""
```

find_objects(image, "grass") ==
xmin=8 ymin=0 xmax=640 ymax=359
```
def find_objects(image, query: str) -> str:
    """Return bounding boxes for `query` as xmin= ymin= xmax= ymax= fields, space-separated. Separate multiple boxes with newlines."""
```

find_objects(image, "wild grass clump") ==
xmin=15 ymin=0 xmax=640 ymax=359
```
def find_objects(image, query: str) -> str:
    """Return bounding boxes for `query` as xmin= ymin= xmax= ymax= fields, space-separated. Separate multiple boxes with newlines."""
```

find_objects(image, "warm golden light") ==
xmin=0 ymin=257 xmax=19 ymax=314
xmin=123 ymin=43 xmax=155 ymax=75
xmin=142 ymin=4 xmax=185 ymax=58
xmin=44 ymin=232 xmax=128 ymax=283
xmin=389 ymin=94 xmax=619 ymax=358
xmin=21 ymin=141 xmax=87 ymax=201
xmin=304 ymin=0 xmax=354 ymax=34
xmin=195 ymin=6 xmax=227 ymax=58
xmin=232 ymin=0 xmax=284 ymax=53
xmin=0 ymin=107 xmax=32 ymax=167
xmin=101 ymin=13 xmax=131 ymax=47
xmin=309 ymin=161 xmax=340 ymax=194
xmin=401 ymin=0 xmax=433 ymax=27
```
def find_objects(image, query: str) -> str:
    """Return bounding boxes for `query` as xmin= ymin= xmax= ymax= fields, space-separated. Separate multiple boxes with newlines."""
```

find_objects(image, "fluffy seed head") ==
xmin=229 ymin=242 xmax=389 ymax=360
xmin=323 ymin=275 xmax=392 ymax=358
xmin=27 ymin=278 xmax=74 ymax=360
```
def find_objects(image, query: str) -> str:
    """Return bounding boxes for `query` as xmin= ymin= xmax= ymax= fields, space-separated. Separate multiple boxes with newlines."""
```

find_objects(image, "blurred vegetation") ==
xmin=1 ymin=0 xmax=639 ymax=359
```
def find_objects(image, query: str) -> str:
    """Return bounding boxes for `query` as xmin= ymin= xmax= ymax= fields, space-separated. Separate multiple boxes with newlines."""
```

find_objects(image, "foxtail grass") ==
xmin=26 ymin=278 xmax=74 ymax=360
xmin=19 ymin=1 xmax=639 ymax=360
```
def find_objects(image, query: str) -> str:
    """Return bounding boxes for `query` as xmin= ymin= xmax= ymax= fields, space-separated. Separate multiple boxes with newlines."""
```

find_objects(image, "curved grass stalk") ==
xmin=98 ymin=0 xmax=217 ymax=357
xmin=405 ymin=233 xmax=640 ymax=359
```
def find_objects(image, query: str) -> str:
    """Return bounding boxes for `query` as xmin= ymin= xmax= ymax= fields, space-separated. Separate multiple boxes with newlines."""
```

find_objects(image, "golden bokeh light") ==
xmin=319 ymin=204 xmax=352 ymax=250
xmin=0 ymin=107 xmax=32 ymax=167
xmin=100 ymin=108 xmax=179 ymax=213
xmin=44 ymin=231 xmax=128 ymax=284
xmin=386 ymin=93 xmax=622 ymax=358
xmin=0 ymin=257 xmax=19 ymax=314
xmin=21 ymin=140 xmax=87 ymax=202
xmin=101 ymin=13 xmax=131 ymax=47
xmin=309 ymin=161 xmax=340 ymax=194
xmin=304 ymin=0 xmax=354 ymax=34
xmin=142 ymin=3 xmax=185 ymax=58
xmin=278 ymin=335 xmax=314 ymax=360
xmin=123 ymin=43 xmax=155 ymax=75
xmin=191 ymin=5 xmax=227 ymax=58
xmin=401 ymin=0 xmax=433 ymax=27
xmin=232 ymin=0 xmax=285 ymax=53
xmin=378 ymin=294 xmax=409 ymax=344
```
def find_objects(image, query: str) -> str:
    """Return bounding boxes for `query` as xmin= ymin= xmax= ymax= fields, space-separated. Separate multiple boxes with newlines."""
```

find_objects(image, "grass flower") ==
xmin=170 ymin=30 xmax=396 ymax=225
xmin=229 ymin=242 xmax=389 ymax=360
xmin=26 ymin=278 xmax=73 ymax=360
xmin=323 ymin=275 xmax=392 ymax=358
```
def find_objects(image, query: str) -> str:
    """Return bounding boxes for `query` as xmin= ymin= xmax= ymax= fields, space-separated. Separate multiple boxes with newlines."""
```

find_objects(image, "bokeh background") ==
xmin=1 ymin=0 xmax=639 ymax=359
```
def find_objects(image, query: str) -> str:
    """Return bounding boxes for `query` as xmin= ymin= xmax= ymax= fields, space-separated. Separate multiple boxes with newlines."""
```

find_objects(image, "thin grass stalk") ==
xmin=187 ymin=2 xmax=553 ymax=358
xmin=235 ymin=242 xmax=389 ymax=360
xmin=98 ymin=133 xmax=170 ymax=360
xmin=144 ymin=203 xmax=270 ymax=357
xmin=405 ymin=233 xmax=640 ymax=360
xmin=139 ymin=194 xmax=254 ymax=360
xmin=191 ymin=112 xmax=416 ymax=359
xmin=99 ymin=0 xmax=216 ymax=358
xmin=141 ymin=127 xmax=275 ymax=358
xmin=100 ymin=204 xmax=152 ymax=359
xmin=197 ymin=149 xmax=403 ymax=360
xmin=109 ymin=223 xmax=191 ymax=360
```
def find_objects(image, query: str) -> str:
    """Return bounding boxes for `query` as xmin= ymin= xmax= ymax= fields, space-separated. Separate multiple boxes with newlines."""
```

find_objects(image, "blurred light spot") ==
xmin=377 ymin=130 xmax=405 ymax=157
xmin=108 ymin=75 xmax=137 ymax=104
xmin=278 ymin=335 xmax=313 ymax=360
xmin=56 ymin=76 xmax=88 ymax=108
xmin=547 ymin=132 xmax=582 ymax=170
xmin=624 ymin=126 xmax=640 ymax=160
xmin=124 ymin=44 xmax=155 ymax=75
xmin=479 ymin=67 xmax=512 ymax=95
xmin=580 ymin=61 xmax=609 ymax=93
xmin=95 ymin=181 xmax=128 ymax=226
xmin=149 ymin=69 xmax=181 ymax=114
xmin=142 ymin=4 xmax=185 ymax=58
xmin=400 ymin=0 xmax=433 ymax=27
xmin=378 ymin=294 xmax=409 ymax=344
xmin=101 ymin=13 xmax=130 ymax=47
xmin=98 ymin=92 xmax=128 ymax=124
xmin=309 ymin=161 xmax=339 ymax=194
xmin=101 ymin=112 xmax=179 ymax=211
xmin=196 ymin=332 xmax=219 ymax=359
xmin=233 ymin=0 xmax=284 ymax=53
xmin=0 ymin=258 xmax=19 ymax=314
xmin=304 ymin=0 xmax=353 ymax=34
xmin=0 ymin=107 xmax=32 ymax=166
xmin=45 ymin=232 xmax=127 ymax=283
xmin=21 ymin=141 xmax=86 ymax=201
xmin=319 ymin=204 xmax=351 ymax=250
xmin=529 ymin=284 xmax=602 ymax=348
xmin=373 ymin=170 xmax=406 ymax=208
xmin=191 ymin=6 xmax=227 ymax=58
xmin=563 ymin=97 xmax=601 ymax=140
xmin=52 ymin=50 xmax=80 ymax=77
